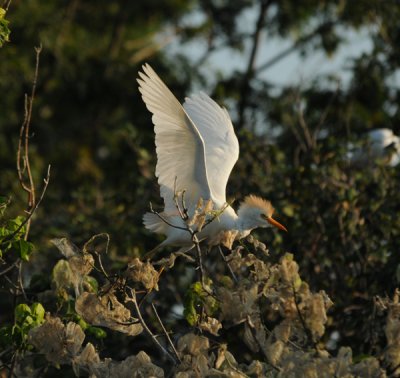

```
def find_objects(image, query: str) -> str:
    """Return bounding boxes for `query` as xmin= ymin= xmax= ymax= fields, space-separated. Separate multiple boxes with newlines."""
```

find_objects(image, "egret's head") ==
xmin=238 ymin=195 xmax=287 ymax=231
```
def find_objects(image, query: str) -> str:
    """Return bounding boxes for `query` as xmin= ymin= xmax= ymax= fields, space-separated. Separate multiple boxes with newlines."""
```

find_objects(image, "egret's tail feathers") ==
xmin=143 ymin=212 xmax=168 ymax=234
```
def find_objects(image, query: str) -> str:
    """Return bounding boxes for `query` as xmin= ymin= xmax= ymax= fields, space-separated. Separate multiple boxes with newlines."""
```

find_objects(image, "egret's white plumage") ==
xmin=349 ymin=128 xmax=400 ymax=167
xmin=367 ymin=128 xmax=400 ymax=166
xmin=138 ymin=64 xmax=286 ymax=250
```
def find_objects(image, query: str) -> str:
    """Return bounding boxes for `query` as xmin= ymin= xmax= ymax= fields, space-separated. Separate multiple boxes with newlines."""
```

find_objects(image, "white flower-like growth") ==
xmin=137 ymin=64 xmax=286 ymax=252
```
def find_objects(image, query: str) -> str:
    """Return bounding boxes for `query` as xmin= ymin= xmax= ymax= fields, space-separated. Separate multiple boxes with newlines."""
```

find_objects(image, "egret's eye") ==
xmin=260 ymin=213 xmax=268 ymax=220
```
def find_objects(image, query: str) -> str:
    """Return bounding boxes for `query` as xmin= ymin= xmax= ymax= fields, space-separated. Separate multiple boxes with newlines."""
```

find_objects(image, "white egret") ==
xmin=138 ymin=64 xmax=286 ymax=251
xmin=349 ymin=128 xmax=400 ymax=167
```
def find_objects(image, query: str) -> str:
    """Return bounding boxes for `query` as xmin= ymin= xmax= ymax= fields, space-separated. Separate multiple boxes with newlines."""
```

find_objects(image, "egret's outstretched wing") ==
xmin=137 ymin=64 xmax=211 ymax=211
xmin=183 ymin=93 xmax=239 ymax=203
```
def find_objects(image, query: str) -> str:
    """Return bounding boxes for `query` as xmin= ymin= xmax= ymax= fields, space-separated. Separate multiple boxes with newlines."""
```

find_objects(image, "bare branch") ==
xmin=245 ymin=316 xmax=281 ymax=372
xmin=0 ymin=165 xmax=51 ymax=246
xmin=292 ymin=283 xmax=318 ymax=350
xmin=16 ymin=44 xmax=43 ymax=239
xmin=17 ymin=260 xmax=27 ymax=301
xmin=0 ymin=260 xmax=19 ymax=277
xmin=127 ymin=288 xmax=178 ymax=365
xmin=3 ymin=0 xmax=12 ymax=11
xmin=218 ymin=246 xmax=238 ymax=283
xmin=295 ymin=94 xmax=314 ymax=150
xmin=256 ymin=21 xmax=337 ymax=75
xmin=149 ymin=202 xmax=187 ymax=232
xmin=237 ymin=0 xmax=270 ymax=130
xmin=151 ymin=303 xmax=181 ymax=363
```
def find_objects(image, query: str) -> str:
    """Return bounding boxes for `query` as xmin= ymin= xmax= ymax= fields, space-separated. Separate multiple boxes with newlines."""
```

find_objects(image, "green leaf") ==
xmin=14 ymin=304 xmax=32 ymax=325
xmin=0 ymin=325 xmax=13 ymax=347
xmin=0 ymin=8 xmax=10 ymax=47
xmin=84 ymin=275 xmax=99 ymax=293
xmin=18 ymin=239 xmax=34 ymax=261
xmin=86 ymin=326 xmax=107 ymax=339
xmin=31 ymin=303 xmax=45 ymax=325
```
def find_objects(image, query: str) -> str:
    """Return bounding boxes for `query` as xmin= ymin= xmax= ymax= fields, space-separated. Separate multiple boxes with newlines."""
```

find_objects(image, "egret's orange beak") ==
xmin=267 ymin=216 xmax=288 ymax=232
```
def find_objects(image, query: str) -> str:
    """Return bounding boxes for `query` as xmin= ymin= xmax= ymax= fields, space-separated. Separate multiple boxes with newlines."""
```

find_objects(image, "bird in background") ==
xmin=137 ymin=64 xmax=287 ymax=252
xmin=349 ymin=128 xmax=400 ymax=167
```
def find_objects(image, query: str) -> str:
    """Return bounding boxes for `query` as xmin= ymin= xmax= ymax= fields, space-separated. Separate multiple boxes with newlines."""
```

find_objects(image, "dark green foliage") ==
xmin=0 ymin=7 xmax=10 ymax=47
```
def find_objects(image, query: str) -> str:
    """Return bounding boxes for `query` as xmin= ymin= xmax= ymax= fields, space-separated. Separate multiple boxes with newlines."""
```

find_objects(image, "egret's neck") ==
xmin=236 ymin=208 xmax=260 ymax=234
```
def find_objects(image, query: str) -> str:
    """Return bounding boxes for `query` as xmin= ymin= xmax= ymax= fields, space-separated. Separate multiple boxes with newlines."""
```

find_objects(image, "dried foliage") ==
xmin=6 ymin=230 xmax=394 ymax=377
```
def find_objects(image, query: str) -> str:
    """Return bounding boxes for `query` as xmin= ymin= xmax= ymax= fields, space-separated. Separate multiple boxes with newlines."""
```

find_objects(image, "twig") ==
xmin=246 ymin=316 xmax=281 ymax=372
xmin=0 ymin=165 xmax=51 ymax=246
xmin=314 ymin=83 xmax=340 ymax=144
xmin=127 ymin=288 xmax=178 ymax=365
xmin=17 ymin=261 xmax=27 ymax=301
xmin=173 ymin=177 xmax=188 ymax=221
xmin=256 ymin=21 xmax=336 ymax=75
xmin=202 ymin=202 xmax=230 ymax=230
xmin=296 ymin=94 xmax=314 ymax=150
xmin=193 ymin=234 xmax=207 ymax=289
xmin=292 ymin=283 xmax=318 ymax=350
xmin=83 ymin=232 xmax=111 ymax=254
xmin=237 ymin=0 xmax=270 ymax=131
xmin=17 ymin=45 xmax=42 ymax=239
xmin=3 ymin=0 xmax=12 ymax=11
xmin=94 ymin=252 xmax=110 ymax=279
xmin=151 ymin=303 xmax=181 ymax=363
xmin=83 ymin=233 xmax=111 ymax=279
xmin=218 ymin=246 xmax=238 ymax=283
xmin=0 ymin=260 xmax=20 ymax=277
xmin=149 ymin=203 xmax=187 ymax=232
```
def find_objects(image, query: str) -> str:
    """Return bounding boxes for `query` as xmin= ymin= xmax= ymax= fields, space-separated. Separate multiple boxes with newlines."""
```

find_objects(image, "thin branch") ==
xmin=83 ymin=233 xmax=111 ymax=279
xmin=173 ymin=177 xmax=188 ymax=221
xmin=313 ymin=83 xmax=340 ymax=143
xmin=193 ymin=234 xmax=206 ymax=289
xmin=127 ymin=288 xmax=178 ymax=365
xmin=0 ymin=165 xmax=51 ymax=246
xmin=292 ymin=283 xmax=318 ymax=350
xmin=295 ymin=95 xmax=314 ymax=150
xmin=246 ymin=316 xmax=281 ymax=372
xmin=0 ymin=260 xmax=20 ymax=277
xmin=237 ymin=0 xmax=270 ymax=131
xmin=3 ymin=0 xmax=12 ymax=11
xmin=93 ymin=251 xmax=110 ymax=280
xmin=16 ymin=44 xmax=42 ymax=239
xmin=151 ymin=303 xmax=181 ymax=363
xmin=218 ymin=246 xmax=238 ymax=283
xmin=256 ymin=21 xmax=336 ymax=75
xmin=149 ymin=203 xmax=187 ymax=232
xmin=17 ymin=260 xmax=27 ymax=301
